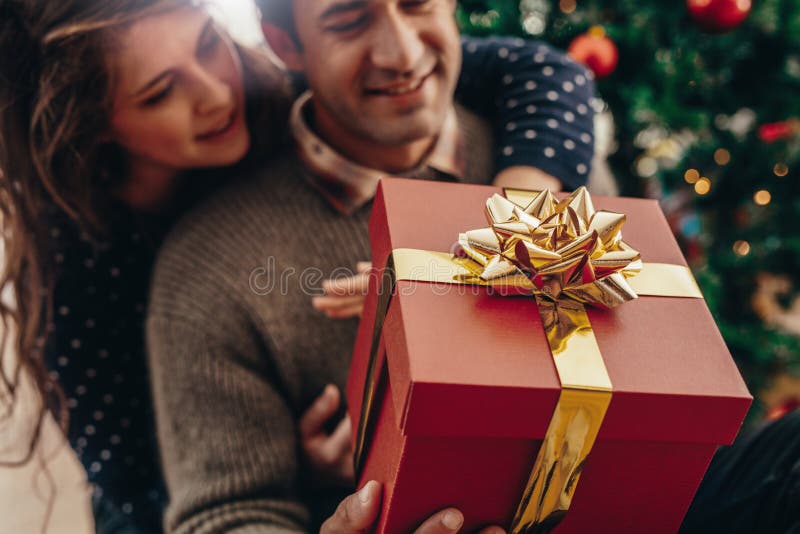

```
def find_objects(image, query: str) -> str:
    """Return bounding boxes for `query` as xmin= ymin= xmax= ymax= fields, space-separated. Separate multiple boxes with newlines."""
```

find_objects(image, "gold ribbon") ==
xmin=354 ymin=187 xmax=702 ymax=533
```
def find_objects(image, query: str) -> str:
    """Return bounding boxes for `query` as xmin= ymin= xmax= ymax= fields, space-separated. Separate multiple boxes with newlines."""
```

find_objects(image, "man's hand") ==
xmin=321 ymin=481 xmax=506 ymax=534
xmin=300 ymin=384 xmax=354 ymax=486
xmin=312 ymin=262 xmax=372 ymax=319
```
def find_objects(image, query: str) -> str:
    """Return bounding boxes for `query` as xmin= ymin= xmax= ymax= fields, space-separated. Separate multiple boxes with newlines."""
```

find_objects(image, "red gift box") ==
xmin=346 ymin=178 xmax=751 ymax=533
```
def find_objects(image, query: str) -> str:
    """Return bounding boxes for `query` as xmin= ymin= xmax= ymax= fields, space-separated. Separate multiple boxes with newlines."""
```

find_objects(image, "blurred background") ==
xmin=456 ymin=0 xmax=800 ymax=421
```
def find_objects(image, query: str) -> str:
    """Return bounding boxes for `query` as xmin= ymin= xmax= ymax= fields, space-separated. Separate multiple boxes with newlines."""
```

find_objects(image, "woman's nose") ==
xmin=192 ymin=65 xmax=231 ymax=115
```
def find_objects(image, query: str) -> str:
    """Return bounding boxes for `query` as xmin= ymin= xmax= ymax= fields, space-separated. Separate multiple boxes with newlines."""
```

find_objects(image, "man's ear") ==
xmin=261 ymin=21 xmax=304 ymax=72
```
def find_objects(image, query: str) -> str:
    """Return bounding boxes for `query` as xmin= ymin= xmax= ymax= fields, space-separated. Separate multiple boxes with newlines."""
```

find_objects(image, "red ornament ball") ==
xmin=568 ymin=28 xmax=618 ymax=79
xmin=687 ymin=0 xmax=752 ymax=33
xmin=758 ymin=119 xmax=800 ymax=143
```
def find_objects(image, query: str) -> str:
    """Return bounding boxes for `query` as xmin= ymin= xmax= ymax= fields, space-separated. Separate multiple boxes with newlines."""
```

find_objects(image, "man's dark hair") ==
xmin=255 ymin=0 xmax=299 ymax=43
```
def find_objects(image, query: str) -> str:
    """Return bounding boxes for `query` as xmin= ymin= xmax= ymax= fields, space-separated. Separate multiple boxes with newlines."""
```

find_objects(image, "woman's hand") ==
xmin=313 ymin=262 xmax=372 ymax=319
xmin=493 ymin=166 xmax=562 ymax=193
xmin=300 ymin=384 xmax=354 ymax=487
xmin=321 ymin=481 xmax=506 ymax=534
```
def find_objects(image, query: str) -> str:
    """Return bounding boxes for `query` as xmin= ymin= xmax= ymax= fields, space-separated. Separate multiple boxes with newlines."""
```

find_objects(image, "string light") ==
xmin=684 ymin=168 xmax=700 ymax=183
xmin=714 ymin=149 xmax=731 ymax=165
xmin=754 ymin=189 xmax=772 ymax=205
xmin=694 ymin=177 xmax=712 ymax=195
xmin=733 ymin=240 xmax=751 ymax=256
xmin=636 ymin=156 xmax=658 ymax=177
xmin=773 ymin=163 xmax=789 ymax=177
xmin=559 ymin=0 xmax=577 ymax=13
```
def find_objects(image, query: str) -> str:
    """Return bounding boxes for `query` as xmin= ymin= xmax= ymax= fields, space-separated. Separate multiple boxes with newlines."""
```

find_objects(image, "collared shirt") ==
xmin=290 ymin=91 xmax=465 ymax=215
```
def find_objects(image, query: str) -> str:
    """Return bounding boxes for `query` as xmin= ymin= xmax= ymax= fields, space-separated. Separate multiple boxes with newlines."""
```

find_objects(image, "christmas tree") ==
xmin=458 ymin=0 xmax=800 ymax=418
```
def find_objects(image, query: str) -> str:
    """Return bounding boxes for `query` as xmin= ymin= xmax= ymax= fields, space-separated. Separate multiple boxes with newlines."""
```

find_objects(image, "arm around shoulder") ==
xmin=458 ymin=36 xmax=597 ymax=191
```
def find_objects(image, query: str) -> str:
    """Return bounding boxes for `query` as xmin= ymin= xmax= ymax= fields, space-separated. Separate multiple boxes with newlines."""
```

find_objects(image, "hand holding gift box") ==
xmin=346 ymin=178 xmax=751 ymax=534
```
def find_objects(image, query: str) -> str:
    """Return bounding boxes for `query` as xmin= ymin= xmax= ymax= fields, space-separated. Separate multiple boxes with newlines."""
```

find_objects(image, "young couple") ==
xmin=1 ymin=0 xmax=595 ymax=532
xmin=3 ymin=1 xmax=797 ymax=533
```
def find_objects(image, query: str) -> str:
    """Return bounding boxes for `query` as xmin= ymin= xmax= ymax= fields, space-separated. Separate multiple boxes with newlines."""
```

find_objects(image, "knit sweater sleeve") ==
xmin=457 ymin=36 xmax=597 ymax=190
xmin=147 ymin=271 xmax=310 ymax=533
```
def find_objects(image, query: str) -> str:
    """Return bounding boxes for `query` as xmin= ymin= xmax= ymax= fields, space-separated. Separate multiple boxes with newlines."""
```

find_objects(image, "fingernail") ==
xmin=358 ymin=483 xmax=372 ymax=504
xmin=442 ymin=511 xmax=463 ymax=530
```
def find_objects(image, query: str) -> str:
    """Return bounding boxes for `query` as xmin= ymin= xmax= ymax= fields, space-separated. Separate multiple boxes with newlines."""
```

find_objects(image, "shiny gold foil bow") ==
xmin=353 ymin=187 xmax=702 ymax=534
xmin=457 ymin=186 xmax=642 ymax=309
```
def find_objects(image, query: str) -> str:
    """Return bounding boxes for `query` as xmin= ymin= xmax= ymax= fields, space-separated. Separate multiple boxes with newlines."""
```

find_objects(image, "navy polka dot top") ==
xmin=456 ymin=36 xmax=596 ymax=189
xmin=45 ymin=210 xmax=167 ymax=533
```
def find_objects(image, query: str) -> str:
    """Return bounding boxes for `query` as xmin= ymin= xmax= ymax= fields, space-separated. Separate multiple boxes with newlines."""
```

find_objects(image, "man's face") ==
xmin=293 ymin=0 xmax=461 ymax=148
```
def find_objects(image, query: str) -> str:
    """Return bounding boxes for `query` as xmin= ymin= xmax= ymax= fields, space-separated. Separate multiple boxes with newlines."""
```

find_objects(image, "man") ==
xmin=147 ymin=1 xmax=595 ymax=532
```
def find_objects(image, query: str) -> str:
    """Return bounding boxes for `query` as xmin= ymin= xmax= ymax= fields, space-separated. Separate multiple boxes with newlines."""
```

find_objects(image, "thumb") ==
xmin=321 ymin=481 xmax=382 ymax=534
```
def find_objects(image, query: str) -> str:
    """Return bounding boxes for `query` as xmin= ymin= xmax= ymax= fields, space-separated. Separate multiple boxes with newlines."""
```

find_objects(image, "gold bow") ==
xmin=457 ymin=186 xmax=642 ymax=309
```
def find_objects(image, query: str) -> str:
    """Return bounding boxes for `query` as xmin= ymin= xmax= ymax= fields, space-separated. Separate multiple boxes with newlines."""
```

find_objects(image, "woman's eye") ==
xmin=141 ymin=83 xmax=173 ymax=107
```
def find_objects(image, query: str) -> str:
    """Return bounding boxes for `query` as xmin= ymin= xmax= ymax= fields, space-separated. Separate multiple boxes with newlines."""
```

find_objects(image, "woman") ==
xmin=0 ymin=2 xmax=290 ymax=532
xmin=0 ymin=1 xmax=596 ymax=532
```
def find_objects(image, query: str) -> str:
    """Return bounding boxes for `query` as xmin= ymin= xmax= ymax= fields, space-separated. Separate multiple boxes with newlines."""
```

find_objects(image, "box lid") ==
xmin=348 ymin=178 xmax=751 ymax=446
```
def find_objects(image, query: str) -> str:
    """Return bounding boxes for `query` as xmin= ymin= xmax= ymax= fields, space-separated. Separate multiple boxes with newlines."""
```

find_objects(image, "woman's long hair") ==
xmin=0 ymin=0 xmax=290 ymax=465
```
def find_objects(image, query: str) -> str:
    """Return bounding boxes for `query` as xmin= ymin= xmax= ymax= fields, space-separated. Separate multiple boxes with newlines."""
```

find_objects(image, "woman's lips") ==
xmin=196 ymin=110 xmax=238 ymax=141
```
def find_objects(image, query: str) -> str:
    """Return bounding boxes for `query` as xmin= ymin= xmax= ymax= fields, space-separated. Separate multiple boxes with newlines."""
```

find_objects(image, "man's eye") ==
xmin=141 ymin=83 xmax=173 ymax=107
xmin=324 ymin=14 xmax=369 ymax=33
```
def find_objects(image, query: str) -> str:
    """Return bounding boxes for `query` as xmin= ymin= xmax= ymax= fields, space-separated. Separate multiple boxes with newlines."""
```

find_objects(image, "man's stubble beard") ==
xmin=323 ymin=91 xmax=451 ymax=147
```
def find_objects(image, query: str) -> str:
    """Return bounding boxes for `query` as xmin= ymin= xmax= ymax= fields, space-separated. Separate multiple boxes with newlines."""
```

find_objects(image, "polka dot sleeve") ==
xmin=457 ymin=36 xmax=596 ymax=191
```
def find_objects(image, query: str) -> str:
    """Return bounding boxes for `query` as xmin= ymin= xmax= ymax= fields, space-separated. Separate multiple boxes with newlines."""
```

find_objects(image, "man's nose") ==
xmin=192 ymin=65 xmax=231 ymax=115
xmin=369 ymin=12 xmax=425 ymax=75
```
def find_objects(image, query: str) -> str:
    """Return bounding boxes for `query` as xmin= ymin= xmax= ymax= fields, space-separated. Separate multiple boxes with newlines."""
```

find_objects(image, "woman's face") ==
xmin=109 ymin=7 xmax=249 ymax=175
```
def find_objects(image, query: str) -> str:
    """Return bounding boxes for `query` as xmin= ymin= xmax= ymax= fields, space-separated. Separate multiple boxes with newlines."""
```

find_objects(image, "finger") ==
xmin=312 ymin=295 xmax=366 ymax=310
xmin=414 ymin=508 xmax=465 ymax=534
xmin=299 ymin=384 xmax=340 ymax=439
xmin=323 ymin=303 xmax=365 ymax=320
xmin=356 ymin=261 xmax=372 ymax=273
xmin=321 ymin=481 xmax=382 ymax=534
xmin=320 ymin=414 xmax=353 ymax=467
xmin=477 ymin=527 xmax=506 ymax=534
xmin=323 ymin=273 xmax=370 ymax=296
xmin=333 ymin=416 xmax=355 ymax=482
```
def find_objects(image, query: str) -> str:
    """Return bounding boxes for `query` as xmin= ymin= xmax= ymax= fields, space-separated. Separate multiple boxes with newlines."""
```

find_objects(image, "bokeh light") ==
xmin=694 ymin=177 xmax=711 ymax=195
xmin=714 ymin=149 xmax=731 ymax=165
xmin=733 ymin=240 xmax=751 ymax=256
xmin=754 ymin=189 xmax=772 ymax=205
xmin=559 ymin=0 xmax=577 ymax=13
xmin=684 ymin=168 xmax=700 ymax=183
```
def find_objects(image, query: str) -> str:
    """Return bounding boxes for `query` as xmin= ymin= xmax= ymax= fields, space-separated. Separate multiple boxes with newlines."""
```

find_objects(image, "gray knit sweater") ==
xmin=146 ymin=107 xmax=494 ymax=533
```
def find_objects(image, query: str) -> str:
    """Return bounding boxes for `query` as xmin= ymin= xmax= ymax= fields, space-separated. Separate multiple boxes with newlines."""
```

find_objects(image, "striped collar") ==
xmin=290 ymin=91 xmax=465 ymax=215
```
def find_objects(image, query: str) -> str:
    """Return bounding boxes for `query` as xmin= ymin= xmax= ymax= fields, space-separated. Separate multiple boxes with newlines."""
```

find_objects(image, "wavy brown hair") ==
xmin=0 ymin=0 xmax=290 ymax=466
